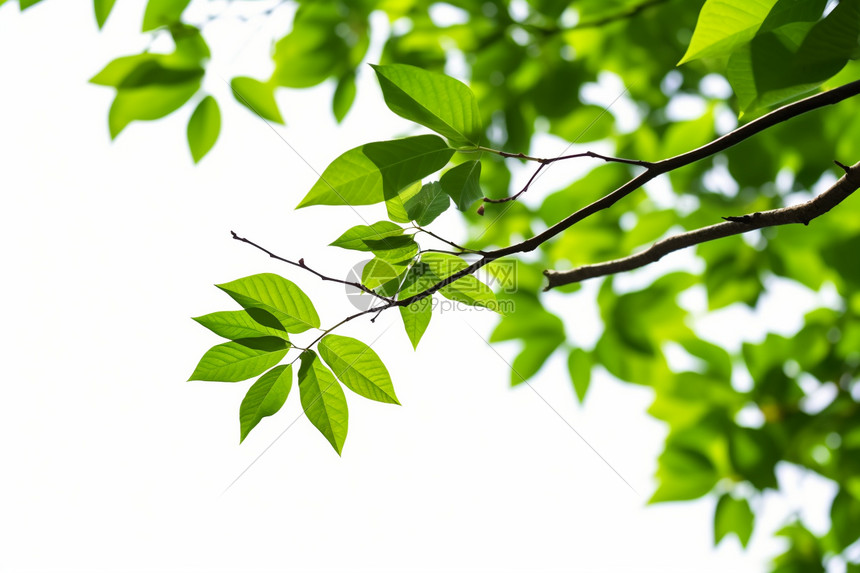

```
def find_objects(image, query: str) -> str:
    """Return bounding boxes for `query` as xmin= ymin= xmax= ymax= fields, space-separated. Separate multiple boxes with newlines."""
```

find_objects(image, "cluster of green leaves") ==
xmin=190 ymin=273 xmax=398 ymax=453
xmin=16 ymin=0 xmax=860 ymax=569
xmin=681 ymin=0 xmax=860 ymax=114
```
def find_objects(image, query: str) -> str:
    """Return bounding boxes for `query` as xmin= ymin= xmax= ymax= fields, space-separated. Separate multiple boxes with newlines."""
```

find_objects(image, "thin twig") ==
xmin=544 ymin=160 xmax=860 ymax=288
xmin=231 ymin=231 xmax=393 ymax=303
xmin=480 ymin=149 xmax=653 ymax=204
xmin=411 ymin=224 xmax=485 ymax=254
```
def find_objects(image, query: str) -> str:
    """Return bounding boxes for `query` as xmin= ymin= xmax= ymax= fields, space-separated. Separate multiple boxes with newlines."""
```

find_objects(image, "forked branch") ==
xmin=544 ymin=160 xmax=860 ymax=289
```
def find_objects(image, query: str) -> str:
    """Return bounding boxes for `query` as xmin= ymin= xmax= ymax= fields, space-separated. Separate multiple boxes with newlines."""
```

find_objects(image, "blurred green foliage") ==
xmin=8 ymin=0 xmax=860 ymax=568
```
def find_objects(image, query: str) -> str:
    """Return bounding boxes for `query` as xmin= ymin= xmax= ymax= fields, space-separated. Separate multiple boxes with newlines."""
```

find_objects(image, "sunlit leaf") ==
xmin=109 ymin=79 xmax=201 ymax=138
xmin=680 ymin=0 xmax=779 ymax=64
xmin=187 ymin=95 xmax=220 ymax=163
xmin=189 ymin=338 xmax=288 ymax=382
xmin=398 ymin=262 xmax=435 ymax=349
xmin=230 ymin=76 xmax=283 ymax=124
xmin=298 ymin=351 xmax=348 ymax=455
xmin=216 ymin=273 xmax=320 ymax=333
xmin=94 ymin=0 xmax=116 ymax=28
xmin=371 ymin=63 xmax=482 ymax=146
xmin=333 ymin=73 xmax=356 ymax=123
xmin=318 ymin=334 xmax=400 ymax=404
xmin=142 ymin=0 xmax=191 ymax=31
xmin=714 ymin=494 xmax=754 ymax=547
xmin=510 ymin=334 xmax=564 ymax=385
xmin=192 ymin=309 xmax=290 ymax=341
xmin=298 ymin=135 xmax=454 ymax=208
xmin=239 ymin=365 xmax=292 ymax=442
xmin=567 ymin=348 xmax=592 ymax=403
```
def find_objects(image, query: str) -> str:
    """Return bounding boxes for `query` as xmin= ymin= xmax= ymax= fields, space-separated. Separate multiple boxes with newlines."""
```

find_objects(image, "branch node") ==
xmin=835 ymin=160 xmax=851 ymax=173
xmin=722 ymin=212 xmax=761 ymax=224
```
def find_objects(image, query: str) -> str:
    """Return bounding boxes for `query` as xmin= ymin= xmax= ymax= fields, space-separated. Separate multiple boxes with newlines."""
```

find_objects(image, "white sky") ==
xmin=0 ymin=1 xmax=836 ymax=571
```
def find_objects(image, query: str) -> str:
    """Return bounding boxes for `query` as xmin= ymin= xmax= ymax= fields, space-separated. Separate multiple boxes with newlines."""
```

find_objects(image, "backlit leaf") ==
xmin=216 ymin=273 xmax=320 ymax=333
xmin=189 ymin=337 xmax=288 ymax=382
xmin=298 ymin=135 xmax=453 ymax=208
xmin=239 ymin=365 xmax=292 ymax=442
xmin=371 ymin=64 xmax=482 ymax=147
xmin=142 ymin=0 xmax=191 ymax=31
xmin=230 ymin=76 xmax=283 ymax=124
xmin=192 ymin=309 xmax=290 ymax=341
xmin=318 ymin=334 xmax=399 ymax=404
xmin=398 ymin=262 xmax=435 ymax=349
xmin=298 ymin=351 xmax=348 ymax=455
xmin=715 ymin=494 xmax=754 ymax=547
xmin=187 ymin=95 xmax=220 ymax=163
xmin=94 ymin=0 xmax=116 ymax=28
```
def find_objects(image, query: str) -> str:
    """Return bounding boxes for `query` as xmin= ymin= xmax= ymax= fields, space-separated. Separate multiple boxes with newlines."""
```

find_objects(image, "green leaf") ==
xmin=510 ymin=334 xmax=564 ymax=385
xmin=831 ymin=489 xmax=860 ymax=551
xmin=239 ymin=365 xmax=293 ymax=442
xmin=361 ymin=258 xmax=409 ymax=292
xmin=421 ymin=252 xmax=497 ymax=310
xmin=440 ymin=160 xmax=483 ymax=211
xmin=650 ymin=443 xmax=719 ymax=503
xmin=404 ymin=182 xmax=451 ymax=226
xmin=271 ymin=4 xmax=349 ymax=88
xmin=298 ymin=351 xmax=348 ymax=455
xmin=318 ymin=334 xmax=400 ymax=404
xmin=398 ymin=263 xmax=435 ymax=349
xmin=192 ymin=309 xmax=290 ymax=341
xmin=108 ymin=78 xmax=201 ymax=138
xmin=94 ymin=0 xmax=116 ymax=28
xmin=385 ymin=181 xmax=422 ymax=223
xmin=330 ymin=221 xmax=404 ymax=251
xmin=216 ymin=273 xmax=320 ymax=333
xmin=331 ymin=222 xmax=417 ymax=262
xmin=567 ymin=348 xmax=592 ymax=403
xmin=91 ymin=55 xmax=157 ymax=87
xmin=230 ymin=76 xmax=284 ymax=124
xmin=332 ymin=73 xmax=356 ymax=123
xmin=371 ymin=64 xmax=482 ymax=147
xmin=679 ymin=0 xmax=779 ymax=64
xmin=142 ymin=0 xmax=191 ymax=31
xmin=714 ymin=494 xmax=754 ymax=547
xmin=187 ymin=95 xmax=220 ymax=163
xmin=297 ymin=135 xmax=454 ymax=208
xmin=189 ymin=338 xmax=288 ymax=382
xmin=19 ymin=0 xmax=42 ymax=10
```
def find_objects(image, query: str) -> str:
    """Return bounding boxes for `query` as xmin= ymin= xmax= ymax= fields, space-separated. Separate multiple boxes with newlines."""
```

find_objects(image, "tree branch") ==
xmin=399 ymin=80 xmax=860 ymax=304
xmin=491 ymin=78 xmax=860 ymax=259
xmin=544 ymin=160 xmax=860 ymax=289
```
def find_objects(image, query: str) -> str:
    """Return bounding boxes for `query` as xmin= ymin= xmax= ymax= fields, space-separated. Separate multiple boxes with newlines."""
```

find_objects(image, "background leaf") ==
xmin=714 ymin=494 xmax=754 ymax=547
xmin=187 ymin=95 xmax=220 ymax=163
xmin=93 ymin=0 xmax=115 ymax=28
xmin=230 ymin=77 xmax=283 ymax=124
xmin=142 ymin=0 xmax=191 ymax=32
